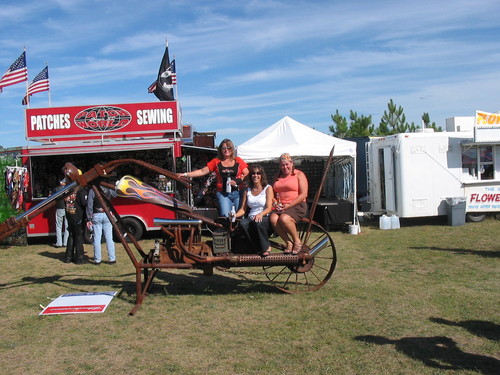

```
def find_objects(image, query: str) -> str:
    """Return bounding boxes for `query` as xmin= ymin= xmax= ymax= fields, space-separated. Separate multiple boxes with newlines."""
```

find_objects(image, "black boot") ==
xmin=75 ymin=243 xmax=85 ymax=264
xmin=64 ymin=234 xmax=74 ymax=263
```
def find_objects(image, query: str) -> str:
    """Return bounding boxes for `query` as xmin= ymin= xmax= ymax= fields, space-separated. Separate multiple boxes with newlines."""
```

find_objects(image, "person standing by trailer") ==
xmin=177 ymin=139 xmax=249 ymax=217
xmin=86 ymin=185 xmax=117 ymax=265
xmin=64 ymin=185 xmax=88 ymax=264
xmin=53 ymin=179 xmax=69 ymax=248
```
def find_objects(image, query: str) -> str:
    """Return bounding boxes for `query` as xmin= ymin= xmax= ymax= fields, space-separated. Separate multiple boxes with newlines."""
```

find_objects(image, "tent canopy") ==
xmin=236 ymin=116 xmax=356 ymax=162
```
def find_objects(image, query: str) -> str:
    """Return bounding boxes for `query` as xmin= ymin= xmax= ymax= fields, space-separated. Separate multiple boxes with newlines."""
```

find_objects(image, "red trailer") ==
xmin=19 ymin=100 xmax=200 ymax=241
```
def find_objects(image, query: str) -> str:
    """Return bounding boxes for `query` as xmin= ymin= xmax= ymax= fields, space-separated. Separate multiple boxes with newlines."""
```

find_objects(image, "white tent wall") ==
xmin=236 ymin=116 xmax=357 ymax=227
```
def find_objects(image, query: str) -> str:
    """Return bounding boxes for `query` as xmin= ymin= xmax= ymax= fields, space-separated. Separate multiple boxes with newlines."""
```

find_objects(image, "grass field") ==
xmin=0 ymin=217 xmax=498 ymax=375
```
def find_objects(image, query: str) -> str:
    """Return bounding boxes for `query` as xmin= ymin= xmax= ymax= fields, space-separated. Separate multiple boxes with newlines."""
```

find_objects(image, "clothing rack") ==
xmin=4 ymin=166 xmax=30 ymax=210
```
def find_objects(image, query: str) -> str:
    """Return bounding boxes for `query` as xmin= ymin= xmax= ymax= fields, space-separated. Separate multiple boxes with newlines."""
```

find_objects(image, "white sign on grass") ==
xmin=39 ymin=291 xmax=117 ymax=315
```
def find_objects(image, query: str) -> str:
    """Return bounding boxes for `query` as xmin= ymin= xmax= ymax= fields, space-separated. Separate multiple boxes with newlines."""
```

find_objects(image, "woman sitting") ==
xmin=234 ymin=165 xmax=274 ymax=257
xmin=270 ymin=153 xmax=309 ymax=255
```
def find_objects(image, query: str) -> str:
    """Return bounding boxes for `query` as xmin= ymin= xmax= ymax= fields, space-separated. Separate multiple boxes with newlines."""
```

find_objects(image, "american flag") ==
xmin=22 ymin=66 xmax=49 ymax=105
xmin=0 ymin=51 xmax=28 ymax=92
xmin=170 ymin=59 xmax=177 ymax=84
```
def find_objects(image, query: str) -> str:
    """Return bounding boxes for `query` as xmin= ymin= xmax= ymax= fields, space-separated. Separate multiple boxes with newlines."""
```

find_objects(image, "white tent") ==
xmin=236 ymin=116 xmax=356 ymax=162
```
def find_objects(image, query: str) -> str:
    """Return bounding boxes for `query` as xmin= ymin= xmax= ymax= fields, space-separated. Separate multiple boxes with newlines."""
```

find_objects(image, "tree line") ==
xmin=330 ymin=99 xmax=442 ymax=138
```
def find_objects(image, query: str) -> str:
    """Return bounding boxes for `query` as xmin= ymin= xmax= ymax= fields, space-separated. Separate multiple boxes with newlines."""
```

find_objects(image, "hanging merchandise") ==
xmin=4 ymin=166 xmax=29 ymax=211
xmin=332 ymin=161 xmax=353 ymax=200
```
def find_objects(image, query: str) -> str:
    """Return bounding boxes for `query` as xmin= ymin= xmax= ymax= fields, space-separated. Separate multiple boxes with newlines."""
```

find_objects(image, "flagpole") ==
xmin=47 ymin=62 xmax=51 ymax=107
xmin=24 ymin=47 xmax=30 ymax=109
xmin=174 ymin=54 xmax=178 ymax=101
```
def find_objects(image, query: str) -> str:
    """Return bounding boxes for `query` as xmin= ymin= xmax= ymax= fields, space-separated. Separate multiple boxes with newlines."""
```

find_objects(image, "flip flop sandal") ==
xmin=291 ymin=243 xmax=302 ymax=255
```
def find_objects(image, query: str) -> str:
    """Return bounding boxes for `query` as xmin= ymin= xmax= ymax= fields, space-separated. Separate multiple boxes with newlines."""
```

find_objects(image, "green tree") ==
xmin=421 ymin=112 xmax=442 ymax=132
xmin=349 ymin=110 xmax=374 ymax=137
xmin=330 ymin=110 xmax=374 ymax=138
xmin=376 ymin=99 xmax=410 ymax=135
xmin=329 ymin=110 xmax=349 ymax=138
xmin=0 ymin=154 xmax=19 ymax=221
xmin=330 ymin=100 xmax=440 ymax=138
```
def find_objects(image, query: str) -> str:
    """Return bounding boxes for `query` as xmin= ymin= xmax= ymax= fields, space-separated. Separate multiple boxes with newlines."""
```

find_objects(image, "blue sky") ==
xmin=1 ymin=0 xmax=499 ymax=149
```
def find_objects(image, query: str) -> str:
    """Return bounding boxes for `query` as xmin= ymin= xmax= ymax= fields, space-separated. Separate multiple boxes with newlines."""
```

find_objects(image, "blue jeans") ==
xmin=55 ymin=208 xmax=69 ymax=246
xmin=92 ymin=212 xmax=116 ymax=263
xmin=216 ymin=190 xmax=241 ymax=217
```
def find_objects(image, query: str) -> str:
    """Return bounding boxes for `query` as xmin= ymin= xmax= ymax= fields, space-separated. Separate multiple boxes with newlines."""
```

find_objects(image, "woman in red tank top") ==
xmin=176 ymin=139 xmax=249 ymax=217
xmin=270 ymin=153 xmax=308 ymax=254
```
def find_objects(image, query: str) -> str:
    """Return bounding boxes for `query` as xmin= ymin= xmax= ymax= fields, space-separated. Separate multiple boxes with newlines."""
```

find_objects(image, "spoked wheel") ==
xmin=263 ymin=221 xmax=337 ymax=293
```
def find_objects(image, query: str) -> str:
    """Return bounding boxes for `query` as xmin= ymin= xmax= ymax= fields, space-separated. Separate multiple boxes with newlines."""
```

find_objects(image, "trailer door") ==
xmin=379 ymin=147 xmax=396 ymax=212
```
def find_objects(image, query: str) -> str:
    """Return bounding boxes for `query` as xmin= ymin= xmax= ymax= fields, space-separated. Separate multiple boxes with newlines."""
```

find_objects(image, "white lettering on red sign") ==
xmin=469 ymin=193 xmax=500 ymax=203
xmin=136 ymin=108 xmax=173 ymax=125
xmin=30 ymin=114 xmax=71 ymax=131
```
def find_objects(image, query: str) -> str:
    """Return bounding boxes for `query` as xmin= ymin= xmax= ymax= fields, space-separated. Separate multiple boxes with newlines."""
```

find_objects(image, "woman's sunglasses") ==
xmin=251 ymin=171 xmax=262 ymax=175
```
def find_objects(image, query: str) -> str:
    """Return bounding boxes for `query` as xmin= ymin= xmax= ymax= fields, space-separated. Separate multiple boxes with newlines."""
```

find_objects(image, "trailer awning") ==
xmin=22 ymin=138 xmax=179 ymax=157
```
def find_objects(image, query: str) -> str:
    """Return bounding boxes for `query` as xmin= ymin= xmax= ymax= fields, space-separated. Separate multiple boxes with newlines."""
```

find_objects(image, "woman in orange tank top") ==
xmin=270 ymin=153 xmax=308 ymax=254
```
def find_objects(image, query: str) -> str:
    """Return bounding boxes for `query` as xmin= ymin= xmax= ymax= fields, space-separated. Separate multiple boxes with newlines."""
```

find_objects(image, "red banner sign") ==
xmin=26 ymin=101 xmax=179 ymax=141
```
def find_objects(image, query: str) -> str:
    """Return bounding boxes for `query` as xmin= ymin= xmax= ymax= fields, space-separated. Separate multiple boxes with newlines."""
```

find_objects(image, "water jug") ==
xmin=390 ymin=215 xmax=400 ymax=229
xmin=379 ymin=214 xmax=391 ymax=230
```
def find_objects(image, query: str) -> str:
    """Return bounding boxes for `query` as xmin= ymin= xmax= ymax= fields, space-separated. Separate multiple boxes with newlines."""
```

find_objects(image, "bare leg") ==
xmin=278 ymin=214 xmax=301 ymax=247
xmin=270 ymin=213 xmax=293 ymax=252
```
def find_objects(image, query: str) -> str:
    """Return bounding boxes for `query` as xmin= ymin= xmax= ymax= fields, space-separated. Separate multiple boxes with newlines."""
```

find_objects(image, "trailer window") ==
xmin=462 ymin=148 xmax=477 ymax=178
xmin=479 ymin=146 xmax=493 ymax=180
xmin=462 ymin=146 xmax=494 ymax=180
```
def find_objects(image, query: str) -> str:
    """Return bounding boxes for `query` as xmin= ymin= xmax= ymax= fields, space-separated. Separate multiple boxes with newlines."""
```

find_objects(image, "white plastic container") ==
xmin=390 ymin=215 xmax=400 ymax=229
xmin=379 ymin=214 xmax=391 ymax=230
xmin=230 ymin=205 xmax=236 ymax=222
xmin=348 ymin=224 xmax=359 ymax=235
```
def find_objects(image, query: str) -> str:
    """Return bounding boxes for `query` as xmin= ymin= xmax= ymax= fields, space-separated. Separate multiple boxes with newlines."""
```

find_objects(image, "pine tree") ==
xmin=421 ymin=112 xmax=442 ymax=132
xmin=377 ymin=99 xmax=409 ymax=135
xmin=349 ymin=110 xmax=374 ymax=137
xmin=329 ymin=110 xmax=350 ymax=138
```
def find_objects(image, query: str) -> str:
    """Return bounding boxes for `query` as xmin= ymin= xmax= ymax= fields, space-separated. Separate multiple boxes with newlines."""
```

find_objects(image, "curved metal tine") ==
xmin=304 ymin=146 xmax=335 ymax=245
xmin=101 ymin=158 xmax=192 ymax=188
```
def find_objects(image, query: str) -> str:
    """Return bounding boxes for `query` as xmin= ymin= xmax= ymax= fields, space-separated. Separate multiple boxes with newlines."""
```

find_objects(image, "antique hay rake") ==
xmin=0 ymin=150 xmax=337 ymax=315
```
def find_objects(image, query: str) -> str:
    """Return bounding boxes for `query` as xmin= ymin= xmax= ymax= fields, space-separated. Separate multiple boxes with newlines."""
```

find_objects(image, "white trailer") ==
xmin=365 ymin=129 xmax=500 ymax=220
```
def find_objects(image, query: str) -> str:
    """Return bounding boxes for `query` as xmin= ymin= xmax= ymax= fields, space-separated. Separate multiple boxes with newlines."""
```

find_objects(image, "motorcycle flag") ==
xmin=0 ymin=51 xmax=28 ymax=92
xmin=149 ymin=42 xmax=175 ymax=101
xmin=148 ymin=60 xmax=176 ymax=92
xmin=22 ymin=65 xmax=49 ymax=105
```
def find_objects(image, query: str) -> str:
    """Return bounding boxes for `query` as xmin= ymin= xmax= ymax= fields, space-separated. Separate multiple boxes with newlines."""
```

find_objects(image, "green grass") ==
xmin=0 ymin=217 xmax=498 ymax=374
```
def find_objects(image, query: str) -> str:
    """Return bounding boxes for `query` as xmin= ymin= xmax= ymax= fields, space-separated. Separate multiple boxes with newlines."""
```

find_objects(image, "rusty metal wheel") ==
xmin=263 ymin=221 xmax=337 ymax=293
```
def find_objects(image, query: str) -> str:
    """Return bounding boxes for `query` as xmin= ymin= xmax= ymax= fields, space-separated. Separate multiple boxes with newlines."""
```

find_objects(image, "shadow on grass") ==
xmin=146 ymin=269 xmax=280 ymax=295
xmin=355 ymin=335 xmax=500 ymax=375
xmin=0 ymin=273 xmax=135 ymax=292
xmin=409 ymin=246 xmax=500 ymax=258
xmin=430 ymin=317 xmax=500 ymax=342
xmin=0 ymin=266 xmax=280 ymax=297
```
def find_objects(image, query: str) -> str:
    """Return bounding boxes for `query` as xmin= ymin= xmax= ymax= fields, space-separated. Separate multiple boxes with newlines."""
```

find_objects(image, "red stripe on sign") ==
xmin=42 ymin=305 xmax=106 ymax=314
